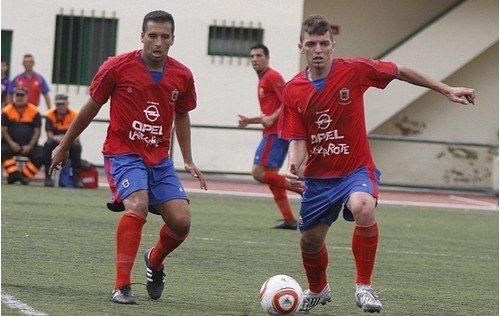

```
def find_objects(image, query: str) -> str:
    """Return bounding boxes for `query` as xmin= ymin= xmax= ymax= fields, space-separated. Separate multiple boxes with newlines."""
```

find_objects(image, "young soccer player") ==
xmin=238 ymin=43 xmax=303 ymax=230
xmin=280 ymin=15 xmax=475 ymax=312
xmin=50 ymin=10 xmax=206 ymax=304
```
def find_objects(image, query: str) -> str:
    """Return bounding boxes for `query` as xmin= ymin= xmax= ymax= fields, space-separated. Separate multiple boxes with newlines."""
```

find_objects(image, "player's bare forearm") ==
xmin=397 ymin=65 xmax=450 ymax=94
xmin=174 ymin=111 xmax=194 ymax=164
xmin=59 ymin=98 xmax=102 ymax=150
xmin=289 ymin=139 xmax=307 ymax=170
xmin=44 ymin=94 xmax=52 ymax=110
xmin=175 ymin=111 xmax=207 ymax=190
xmin=396 ymin=65 xmax=476 ymax=105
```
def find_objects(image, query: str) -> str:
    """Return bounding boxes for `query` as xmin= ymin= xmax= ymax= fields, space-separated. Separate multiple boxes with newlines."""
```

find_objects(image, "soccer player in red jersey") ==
xmin=50 ymin=11 xmax=207 ymax=304
xmin=7 ymin=54 xmax=52 ymax=109
xmin=280 ymin=15 xmax=476 ymax=313
xmin=238 ymin=43 xmax=303 ymax=230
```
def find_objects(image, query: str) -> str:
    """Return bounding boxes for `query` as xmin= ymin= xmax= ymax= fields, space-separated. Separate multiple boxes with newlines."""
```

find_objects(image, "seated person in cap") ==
xmin=43 ymin=93 xmax=82 ymax=187
xmin=1 ymin=86 xmax=43 ymax=184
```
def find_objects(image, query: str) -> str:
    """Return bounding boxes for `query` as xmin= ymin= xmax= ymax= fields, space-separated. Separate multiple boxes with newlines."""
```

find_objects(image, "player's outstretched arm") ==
xmin=397 ymin=65 xmax=476 ymax=105
xmin=49 ymin=98 xmax=102 ymax=175
xmin=175 ymin=111 xmax=207 ymax=190
xmin=237 ymin=114 xmax=264 ymax=128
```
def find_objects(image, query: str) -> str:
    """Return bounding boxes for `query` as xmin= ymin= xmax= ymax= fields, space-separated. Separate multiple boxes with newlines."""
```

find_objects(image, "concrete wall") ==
xmin=302 ymin=0 xmax=460 ymax=61
xmin=372 ymin=43 xmax=499 ymax=190
xmin=2 ymin=0 xmax=304 ymax=171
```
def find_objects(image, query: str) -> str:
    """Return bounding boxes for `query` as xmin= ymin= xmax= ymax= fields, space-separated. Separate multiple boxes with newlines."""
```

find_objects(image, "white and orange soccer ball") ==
xmin=259 ymin=275 xmax=303 ymax=315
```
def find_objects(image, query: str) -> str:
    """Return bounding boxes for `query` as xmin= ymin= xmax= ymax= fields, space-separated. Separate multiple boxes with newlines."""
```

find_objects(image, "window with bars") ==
xmin=208 ymin=25 xmax=264 ymax=57
xmin=52 ymin=13 xmax=118 ymax=86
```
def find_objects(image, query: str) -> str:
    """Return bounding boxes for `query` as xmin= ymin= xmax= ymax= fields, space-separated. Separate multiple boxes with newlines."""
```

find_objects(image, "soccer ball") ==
xmin=259 ymin=275 xmax=303 ymax=315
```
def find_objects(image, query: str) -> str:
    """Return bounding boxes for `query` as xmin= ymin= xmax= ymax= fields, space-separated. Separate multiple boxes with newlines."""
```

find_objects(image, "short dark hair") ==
xmin=23 ymin=54 xmax=34 ymax=59
xmin=300 ymin=15 xmax=334 ymax=42
xmin=250 ymin=43 xmax=269 ymax=58
xmin=142 ymin=10 xmax=175 ymax=33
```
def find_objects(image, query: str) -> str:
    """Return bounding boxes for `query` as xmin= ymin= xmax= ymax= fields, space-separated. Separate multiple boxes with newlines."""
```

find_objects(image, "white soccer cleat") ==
xmin=299 ymin=283 xmax=332 ymax=312
xmin=355 ymin=285 xmax=382 ymax=313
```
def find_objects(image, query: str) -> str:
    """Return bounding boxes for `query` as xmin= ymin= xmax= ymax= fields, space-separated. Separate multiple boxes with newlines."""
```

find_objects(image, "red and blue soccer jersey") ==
xmin=258 ymin=67 xmax=285 ymax=135
xmin=8 ymin=72 xmax=50 ymax=106
xmin=280 ymin=57 xmax=398 ymax=179
xmin=89 ymin=50 xmax=197 ymax=166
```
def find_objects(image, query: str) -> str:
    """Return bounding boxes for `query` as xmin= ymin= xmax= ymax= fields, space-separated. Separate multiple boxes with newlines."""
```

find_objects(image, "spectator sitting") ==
xmin=43 ymin=93 xmax=82 ymax=187
xmin=1 ymin=86 xmax=43 ymax=184
xmin=7 ymin=54 xmax=52 ymax=109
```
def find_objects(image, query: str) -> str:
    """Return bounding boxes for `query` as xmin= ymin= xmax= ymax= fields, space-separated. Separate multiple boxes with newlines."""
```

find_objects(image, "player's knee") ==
xmin=169 ymin=214 xmax=191 ymax=235
xmin=252 ymin=167 xmax=264 ymax=182
xmin=350 ymin=200 xmax=376 ymax=225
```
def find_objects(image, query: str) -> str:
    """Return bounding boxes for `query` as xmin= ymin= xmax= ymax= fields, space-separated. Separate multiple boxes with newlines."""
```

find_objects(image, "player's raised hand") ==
xmin=49 ymin=144 xmax=69 ymax=176
xmin=446 ymin=87 xmax=476 ymax=105
xmin=185 ymin=162 xmax=207 ymax=190
xmin=237 ymin=114 xmax=249 ymax=128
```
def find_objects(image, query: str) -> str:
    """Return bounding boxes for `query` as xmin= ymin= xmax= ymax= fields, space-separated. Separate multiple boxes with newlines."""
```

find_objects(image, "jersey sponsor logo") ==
xmin=339 ymin=88 xmax=351 ymax=105
xmin=129 ymin=120 xmax=163 ymax=147
xmin=144 ymin=102 xmax=160 ymax=122
xmin=311 ymin=130 xmax=344 ymax=144
xmin=315 ymin=112 xmax=332 ymax=130
xmin=312 ymin=143 xmax=350 ymax=156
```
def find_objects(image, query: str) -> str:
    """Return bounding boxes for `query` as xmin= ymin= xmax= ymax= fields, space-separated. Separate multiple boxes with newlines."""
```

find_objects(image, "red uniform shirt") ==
xmin=8 ymin=72 xmax=50 ymax=106
xmin=258 ymin=68 xmax=285 ymax=135
xmin=280 ymin=57 xmax=397 ymax=178
xmin=89 ymin=50 xmax=197 ymax=166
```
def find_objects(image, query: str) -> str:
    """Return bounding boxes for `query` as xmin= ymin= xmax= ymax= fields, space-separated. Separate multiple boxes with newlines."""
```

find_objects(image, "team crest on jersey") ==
xmin=339 ymin=88 xmax=351 ymax=105
xmin=127 ymin=87 xmax=133 ymax=94
xmin=259 ymin=87 xmax=264 ymax=97
xmin=171 ymin=89 xmax=179 ymax=102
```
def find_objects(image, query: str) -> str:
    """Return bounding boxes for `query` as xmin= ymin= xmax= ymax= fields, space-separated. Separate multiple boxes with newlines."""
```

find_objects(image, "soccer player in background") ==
xmin=50 ymin=10 xmax=207 ymax=304
xmin=238 ymin=43 xmax=303 ymax=230
xmin=280 ymin=15 xmax=475 ymax=313
xmin=7 ymin=54 xmax=52 ymax=109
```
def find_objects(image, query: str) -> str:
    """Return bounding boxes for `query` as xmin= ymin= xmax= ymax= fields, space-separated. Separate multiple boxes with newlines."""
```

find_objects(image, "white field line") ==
xmin=97 ymin=182 xmax=498 ymax=211
xmin=192 ymin=237 xmax=494 ymax=261
xmin=185 ymin=188 xmax=499 ymax=211
xmin=449 ymin=195 xmax=498 ymax=207
xmin=1 ymin=292 xmax=47 ymax=316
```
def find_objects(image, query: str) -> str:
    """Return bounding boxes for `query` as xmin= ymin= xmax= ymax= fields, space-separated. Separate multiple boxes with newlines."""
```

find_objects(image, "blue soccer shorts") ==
xmin=253 ymin=133 xmax=289 ymax=169
xmin=104 ymin=154 xmax=187 ymax=213
xmin=299 ymin=166 xmax=381 ymax=231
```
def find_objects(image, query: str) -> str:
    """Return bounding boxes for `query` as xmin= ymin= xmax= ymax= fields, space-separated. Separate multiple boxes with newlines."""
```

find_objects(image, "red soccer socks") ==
xmin=352 ymin=222 xmax=379 ymax=285
xmin=115 ymin=212 xmax=146 ymax=290
xmin=302 ymin=244 xmax=329 ymax=293
xmin=149 ymin=224 xmax=189 ymax=269
xmin=269 ymin=186 xmax=295 ymax=222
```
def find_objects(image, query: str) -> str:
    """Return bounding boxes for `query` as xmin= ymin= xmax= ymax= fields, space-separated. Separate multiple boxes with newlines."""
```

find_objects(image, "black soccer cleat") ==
xmin=272 ymin=219 xmax=298 ymax=230
xmin=144 ymin=248 xmax=165 ymax=300
xmin=110 ymin=285 xmax=137 ymax=304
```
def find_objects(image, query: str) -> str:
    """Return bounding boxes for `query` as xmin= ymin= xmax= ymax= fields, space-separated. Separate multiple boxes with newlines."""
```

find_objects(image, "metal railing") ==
xmin=80 ymin=118 xmax=497 ymax=194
